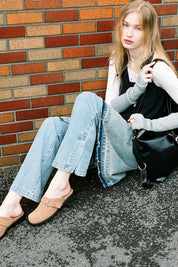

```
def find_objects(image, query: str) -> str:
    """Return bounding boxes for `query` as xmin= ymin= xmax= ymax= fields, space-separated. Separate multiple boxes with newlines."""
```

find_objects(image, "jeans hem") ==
xmin=10 ymin=185 xmax=41 ymax=203
xmin=52 ymin=161 xmax=87 ymax=177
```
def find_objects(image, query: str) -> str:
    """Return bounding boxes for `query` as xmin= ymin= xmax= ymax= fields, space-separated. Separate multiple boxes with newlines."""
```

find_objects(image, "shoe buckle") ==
xmin=46 ymin=199 xmax=54 ymax=207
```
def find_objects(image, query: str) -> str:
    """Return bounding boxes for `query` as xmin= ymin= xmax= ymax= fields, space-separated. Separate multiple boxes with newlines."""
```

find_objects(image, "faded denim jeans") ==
xmin=11 ymin=92 xmax=103 ymax=202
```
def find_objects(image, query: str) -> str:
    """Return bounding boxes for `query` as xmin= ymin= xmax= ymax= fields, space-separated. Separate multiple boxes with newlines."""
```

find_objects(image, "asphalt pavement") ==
xmin=0 ymin=167 xmax=177 ymax=267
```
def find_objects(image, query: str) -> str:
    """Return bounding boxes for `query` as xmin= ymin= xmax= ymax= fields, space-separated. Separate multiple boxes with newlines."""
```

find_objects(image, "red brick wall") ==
xmin=0 ymin=0 xmax=177 ymax=172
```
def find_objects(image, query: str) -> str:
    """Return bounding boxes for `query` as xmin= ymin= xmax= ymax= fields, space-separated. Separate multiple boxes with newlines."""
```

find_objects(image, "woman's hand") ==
xmin=140 ymin=61 xmax=155 ymax=83
xmin=128 ymin=115 xmax=134 ymax=125
xmin=128 ymin=113 xmax=148 ymax=130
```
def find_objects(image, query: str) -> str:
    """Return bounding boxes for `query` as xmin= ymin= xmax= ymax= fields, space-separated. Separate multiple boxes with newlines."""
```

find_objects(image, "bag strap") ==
xmin=132 ymin=132 xmax=154 ymax=189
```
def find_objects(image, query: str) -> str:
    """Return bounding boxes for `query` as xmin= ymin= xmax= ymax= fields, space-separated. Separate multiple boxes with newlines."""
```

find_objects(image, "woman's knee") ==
xmin=39 ymin=117 xmax=62 ymax=135
xmin=74 ymin=92 xmax=102 ymax=110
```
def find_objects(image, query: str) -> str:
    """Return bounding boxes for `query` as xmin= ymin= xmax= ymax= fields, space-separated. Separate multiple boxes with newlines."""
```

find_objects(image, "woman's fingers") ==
xmin=141 ymin=61 xmax=156 ymax=83
xmin=128 ymin=115 xmax=134 ymax=125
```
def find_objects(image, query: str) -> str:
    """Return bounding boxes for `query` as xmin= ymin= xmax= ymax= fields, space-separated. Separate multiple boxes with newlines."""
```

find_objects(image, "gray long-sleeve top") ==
xmin=105 ymin=60 xmax=178 ymax=132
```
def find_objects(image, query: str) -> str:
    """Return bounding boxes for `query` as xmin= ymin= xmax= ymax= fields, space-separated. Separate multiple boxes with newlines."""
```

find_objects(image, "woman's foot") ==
xmin=28 ymin=188 xmax=75 ymax=225
xmin=0 ymin=191 xmax=23 ymax=218
xmin=0 ymin=191 xmax=24 ymax=239
xmin=28 ymin=170 xmax=75 ymax=225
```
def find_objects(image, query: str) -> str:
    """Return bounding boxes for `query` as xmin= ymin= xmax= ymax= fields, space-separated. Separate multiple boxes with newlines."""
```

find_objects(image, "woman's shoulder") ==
xmin=152 ymin=57 xmax=178 ymax=89
xmin=152 ymin=58 xmax=176 ymax=79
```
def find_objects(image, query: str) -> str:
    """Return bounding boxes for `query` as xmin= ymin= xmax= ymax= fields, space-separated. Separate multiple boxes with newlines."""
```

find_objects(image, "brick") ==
xmin=0 ymin=66 xmax=10 ymax=76
xmin=9 ymin=37 xmax=44 ymax=50
xmin=27 ymin=25 xmax=61 ymax=36
xmin=97 ymin=21 xmax=116 ymax=32
xmin=0 ymin=113 xmax=14 ymax=123
xmin=0 ymin=0 xmax=23 ymax=11
xmin=16 ymin=108 xmax=48 ymax=121
xmin=167 ymin=51 xmax=174 ymax=60
xmin=114 ymin=8 xmax=121 ymax=18
xmin=0 ymin=121 xmax=33 ymax=134
xmin=82 ymin=80 xmax=107 ymax=91
xmin=65 ymin=70 xmax=96 ymax=81
xmin=20 ymin=154 xmax=26 ymax=163
xmin=30 ymin=73 xmax=63 ymax=85
xmin=97 ymin=0 xmax=129 ymax=5
xmin=148 ymin=0 xmax=162 ymax=3
xmin=82 ymin=57 xmax=109 ymax=69
xmin=0 ymin=156 xmax=19 ymax=167
xmin=0 ymin=89 xmax=12 ymax=100
xmin=46 ymin=36 xmax=79 ymax=48
xmin=162 ymin=40 xmax=178 ymax=50
xmin=98 ymin=68 xmax=108 ymax=78
xmin=18 ymin=131 xmax=37 ymax=142
xmin=0 ymin=40 xmax=7 ymax=51
xmin=28 ymin=48 xmax=61 ymax=61
xmin=80 ymin=8 xmax=112 ymax=20
xmin=32 ymin=95 xmax=64 ymax=108
xmin=97 ymin=90 xmax=106 ymax=100
xmin=48 ymin=83 xmax=80 ymax=95
xmin=80 ymin=33 xmax=112 ymax=45
xmin=173 ymin=61 xmax=178 ymax=71
xmin=0 ymin=99 xmax=30 ymax=112
xmin=50 ymin=105 xmax=73 ymax=116
xmin=0 ymin=76 xmax=28 ymax=88
xmin=0 ymin=134 xmax=16 ymax=145
xmin=0 ymin=14 xmax=5 ymax=25
xmin=63 ymin=46 xmax=95 ymax=59
xmin=7 ymin=12 xmax=43 ymax=24
xmin=12 ymin=62 xmax=46 ymax=75
xmin=65 ymin=93 xmax=79 ymax=104
xmin=14 ymin=85 xmax=47 ymax=98
xmin=62 ymin=0 xmax=95 ymax=7
xmin=165 ymin=0 xmax=178 ymax=2
xmin=0 ymin=52 xmax=26 ymax=64
xmin=160 ymin=28 xmax=175 ymax=39
xmin=162 ymin=16 xmax=178 ymax=27
xmin=25 ymin=0 xmax=60 ymax=9
xmin=97 ymin=44 xmax=112 ymax=56
xmin=45 ymin=10 xmax=78 ymax=22
xmin=63 ymin=22 xmax=95 ymax=34
xmin=0 ymin=26 xmax=25 ymax=39
xmin=154 ymin=5 xmax=177 ymax=15
xmin=2 ymin=143 xmax=31 ymax=156
xmin=34 ymin=119 xmax=44 ymax=130
xmin=48 ymin=59 xmax=80 ymax=72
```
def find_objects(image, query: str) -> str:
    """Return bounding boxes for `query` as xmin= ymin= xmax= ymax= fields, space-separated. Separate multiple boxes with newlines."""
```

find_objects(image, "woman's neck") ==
xmin=127 ymin=50 xmax=141 ymax=72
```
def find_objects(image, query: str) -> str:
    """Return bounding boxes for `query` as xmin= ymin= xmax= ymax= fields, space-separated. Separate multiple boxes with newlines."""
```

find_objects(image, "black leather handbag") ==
xmin=133 ymin=128 xmax=178 ymax=188
xmin=132 ymin=57 xmax=178 ymax=188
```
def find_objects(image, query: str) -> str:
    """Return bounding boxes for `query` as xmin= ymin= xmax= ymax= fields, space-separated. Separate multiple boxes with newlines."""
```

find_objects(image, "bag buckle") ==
xmin=168 ymin=131 xmax=178 ymax=144
xmin=138 ymin=162 xmax=146 ymax=170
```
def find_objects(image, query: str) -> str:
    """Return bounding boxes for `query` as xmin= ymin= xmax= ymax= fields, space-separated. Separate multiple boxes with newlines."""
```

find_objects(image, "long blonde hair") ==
xmin=111 ymin=0 xmax=177 ymax=78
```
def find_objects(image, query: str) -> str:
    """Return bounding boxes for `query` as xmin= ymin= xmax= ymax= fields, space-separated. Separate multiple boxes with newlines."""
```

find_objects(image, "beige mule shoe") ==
xmin=28 ymin=189 xmax=75 ymax=226
xmin=0 ymin=212 xmax=25 ymax=239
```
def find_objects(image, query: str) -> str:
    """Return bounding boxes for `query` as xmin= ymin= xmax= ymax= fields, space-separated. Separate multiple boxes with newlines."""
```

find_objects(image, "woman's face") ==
xmin=121 ymin=12 xmax=145 ymax=53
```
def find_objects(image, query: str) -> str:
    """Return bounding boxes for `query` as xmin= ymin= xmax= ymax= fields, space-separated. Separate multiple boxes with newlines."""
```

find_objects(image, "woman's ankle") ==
xmin=44 ymin=170 xmax=71 ymax=199
xmin=44 ymin=183 xmax=71 ymax=199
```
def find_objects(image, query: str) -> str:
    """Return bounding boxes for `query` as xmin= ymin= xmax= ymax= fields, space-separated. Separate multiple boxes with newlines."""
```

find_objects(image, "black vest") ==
xmin=120 ymin=67 xmax=168 ymax=121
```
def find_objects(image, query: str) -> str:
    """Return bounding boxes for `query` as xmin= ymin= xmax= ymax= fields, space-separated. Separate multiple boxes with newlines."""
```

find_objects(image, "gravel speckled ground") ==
xmin=0 ymin=167 xmax=177 ymax=267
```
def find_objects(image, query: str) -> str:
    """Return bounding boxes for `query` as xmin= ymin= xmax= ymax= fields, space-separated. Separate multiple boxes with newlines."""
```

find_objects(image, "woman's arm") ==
xmin=153 ymin=61 xmax=178 ymax=104
xmin=130 ymin=62 xmax=178 ymax=131
xmin=105 ymin=61 xmax=120 ymax=105
xmin=130 ymin=112 xmax=178 ymax=132
xmin=105 ymin=61 xmax=151 ymax=112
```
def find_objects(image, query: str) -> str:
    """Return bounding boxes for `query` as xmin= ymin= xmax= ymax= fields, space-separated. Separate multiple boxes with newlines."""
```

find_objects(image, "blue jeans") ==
xmin=10 ymin=92 xmax=103 ymax=202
